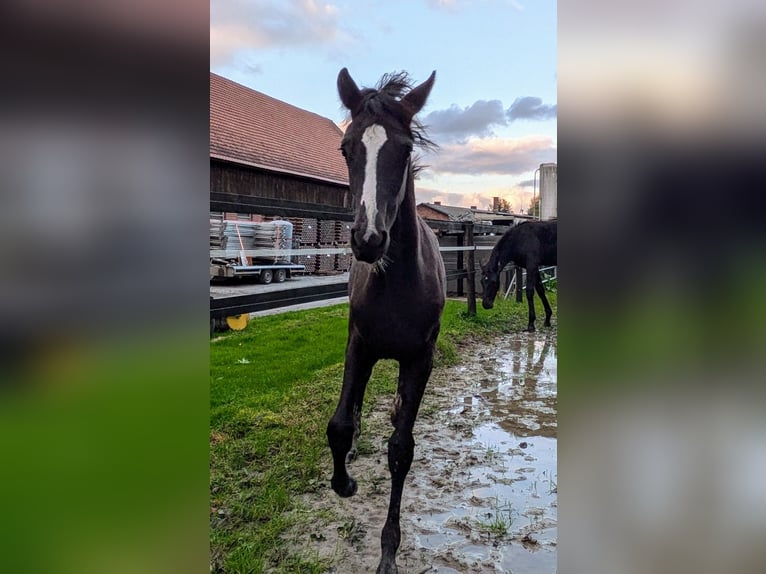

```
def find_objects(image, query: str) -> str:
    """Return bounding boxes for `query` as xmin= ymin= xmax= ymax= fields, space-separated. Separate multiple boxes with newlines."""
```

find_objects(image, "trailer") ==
xmin=210 ymin=259 xmax=305 ymax=283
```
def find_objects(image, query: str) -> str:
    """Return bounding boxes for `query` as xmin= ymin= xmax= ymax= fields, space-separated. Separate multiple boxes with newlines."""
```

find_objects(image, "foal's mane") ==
xmin=487 ymin=223 xmax=522 ymax=272
xmin=353 ymin=71 xmax=438 ymax=174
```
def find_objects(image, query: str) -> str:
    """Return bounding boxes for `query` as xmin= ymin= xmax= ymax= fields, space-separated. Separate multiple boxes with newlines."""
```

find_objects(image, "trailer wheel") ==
xmin=259 ymin=269 xmax=273 ymax=284
xmin=275 ymin=269 xmax=287 ymax=283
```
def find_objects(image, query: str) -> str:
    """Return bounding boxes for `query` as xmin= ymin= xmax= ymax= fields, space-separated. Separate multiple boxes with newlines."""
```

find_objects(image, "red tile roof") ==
xmin=210 ymin=72 xmax=349 ymax=186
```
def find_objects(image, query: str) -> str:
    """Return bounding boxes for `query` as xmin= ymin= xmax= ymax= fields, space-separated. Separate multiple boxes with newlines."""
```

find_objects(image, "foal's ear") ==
xmin=402 ymin=70 xmax=436 ymax=120
xmin=338 ymin=67 xmax=362 ymax=115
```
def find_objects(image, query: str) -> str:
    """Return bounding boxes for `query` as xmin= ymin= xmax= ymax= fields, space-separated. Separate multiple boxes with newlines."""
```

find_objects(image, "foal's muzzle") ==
xmin=350 ymin=228 xmax=388 ymax=263
xmin=482 ymin=299 xmax=494 ymax=310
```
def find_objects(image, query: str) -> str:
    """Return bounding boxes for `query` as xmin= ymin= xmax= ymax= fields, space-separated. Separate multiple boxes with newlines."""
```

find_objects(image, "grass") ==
xmin=474 ymin=496 xmax=514 ymax=539
xmin=210 ymin=293 xmax=556 ymax=573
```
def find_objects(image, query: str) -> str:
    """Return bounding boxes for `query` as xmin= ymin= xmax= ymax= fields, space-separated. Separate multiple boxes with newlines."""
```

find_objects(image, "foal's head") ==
xmin=480 ymin=260 xmax=501 ymax=309
xmin=337 ymin=68 xmax=435 ymax=263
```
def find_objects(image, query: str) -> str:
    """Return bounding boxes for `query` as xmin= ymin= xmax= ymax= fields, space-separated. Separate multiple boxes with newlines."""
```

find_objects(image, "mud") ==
xmin=282 ymin=332 xmax=557 ymax=573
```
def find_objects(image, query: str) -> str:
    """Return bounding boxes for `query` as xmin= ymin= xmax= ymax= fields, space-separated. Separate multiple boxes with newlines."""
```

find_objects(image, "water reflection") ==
xmin=410 ymin=332 xmax=557 ymax=574
xmin=480 ymin=334 xmax=557 ymax=439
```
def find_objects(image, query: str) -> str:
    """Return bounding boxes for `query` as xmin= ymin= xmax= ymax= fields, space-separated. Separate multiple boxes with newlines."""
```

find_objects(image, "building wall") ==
xmin=211 ymin=159 xmax=350 ymax=208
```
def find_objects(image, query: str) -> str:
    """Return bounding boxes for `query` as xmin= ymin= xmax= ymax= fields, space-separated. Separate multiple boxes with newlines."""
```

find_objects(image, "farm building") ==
xmin=417 ymin=202 xmax=474 ymax=223
xmin=416 ymin=202 xmax=527 ymax=228
xmin=210 ymin=72 xmax=350 ymax=218
xmin=210 ymin=73 xmax=354 ymax=274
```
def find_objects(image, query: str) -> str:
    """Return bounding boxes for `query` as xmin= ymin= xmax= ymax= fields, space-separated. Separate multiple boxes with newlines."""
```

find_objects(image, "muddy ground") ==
xmin=281 ymin=331 xmax=557 ymax=573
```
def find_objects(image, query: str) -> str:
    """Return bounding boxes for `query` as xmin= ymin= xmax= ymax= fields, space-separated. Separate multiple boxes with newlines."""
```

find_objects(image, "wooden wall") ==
xmin=211 ymin=159 xmax=350 ymax=209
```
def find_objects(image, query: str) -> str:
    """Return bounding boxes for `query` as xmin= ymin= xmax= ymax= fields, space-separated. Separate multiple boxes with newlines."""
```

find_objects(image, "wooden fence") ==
xmin=210 ymin=221 xmax=524 ymax=318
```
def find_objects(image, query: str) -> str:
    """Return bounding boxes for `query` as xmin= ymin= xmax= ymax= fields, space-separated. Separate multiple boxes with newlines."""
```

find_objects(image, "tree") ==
xmin=490 ymin=197 xmax=512 ymax=212
xmin=527 ymin=195 xmax=540 ymax=218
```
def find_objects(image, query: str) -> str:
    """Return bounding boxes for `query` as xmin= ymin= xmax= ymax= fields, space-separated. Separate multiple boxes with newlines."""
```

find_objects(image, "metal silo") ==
xmin=539 ymin=162 xmax=557 ymax=220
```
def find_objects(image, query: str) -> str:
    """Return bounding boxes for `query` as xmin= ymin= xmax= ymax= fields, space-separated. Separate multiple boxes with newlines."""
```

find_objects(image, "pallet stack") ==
xmin=269 ymin=217 xmax=356 ymax=275
xmin=293 ymin=245 xmax=317 ymax=273
xmin=289 ymin=217 xmax=318 ymax=244
xmin=288 ymin=217 xmax=319 ymax=273
xmin=335 ymin=253 xmax=353 ymax=272
xmin=209 ymin=218 xmax=227 ymax=250
xmin=318 ymin=219 xmax=337 ymax=244
xmin=252 ymin=220 xmax=293 ymax=263
xmin=313 ymin=219 xmax=338 ymax=275
xmin=335 ymin=221 xmax=352 ymax=245
xmin=317 ymin=251 xmax=336 ymax=273
xmin=334 ymin=220 xmax=352 ymax=272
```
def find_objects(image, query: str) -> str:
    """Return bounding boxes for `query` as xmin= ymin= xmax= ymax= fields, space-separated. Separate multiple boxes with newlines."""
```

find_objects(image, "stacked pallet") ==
xmin=335 ymin=221 xmax=352 ymax=244
xmin=318 ymin=219 xmax=337 ymax=244
xmin=289 ymin=217 xmax=318 ymax=244
xmin=209 ymin=218 xmax=227 ymax=249
xmin=317 ymin=251 xmax=336 ymax=273
xmin=335 ymin=253 xmax=353 ymax=272
xmin=294 ymin=253 xmax=317 ymax=273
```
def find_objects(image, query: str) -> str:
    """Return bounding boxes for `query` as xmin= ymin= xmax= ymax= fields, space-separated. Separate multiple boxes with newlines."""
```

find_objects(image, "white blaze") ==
xmin=360 ymin=124 xmax=388 ymax=239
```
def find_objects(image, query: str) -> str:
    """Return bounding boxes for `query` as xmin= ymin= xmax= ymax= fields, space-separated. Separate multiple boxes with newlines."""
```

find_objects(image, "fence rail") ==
xmin=210 ymin=223 xmax=554 ymax=319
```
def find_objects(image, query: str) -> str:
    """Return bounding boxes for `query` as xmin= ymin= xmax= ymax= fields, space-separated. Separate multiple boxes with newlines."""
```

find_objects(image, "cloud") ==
xmin=423 ymin=100 xmax=507 ymax=142
xmin=427 ymin=136 xmax=557 ymax=176
xmin=507 ymin=96 xmax=557 ymax=121
xmin=416 ymin=186 xmax=534 ymax=212
xmin=423 ymin=96 xmax=556 ymax=142
xmin=426 ymin=0 xmax=524 ymax=13
xmin=415 ymin=188 xmax=477 ymax=207
xmin=425 ymin=0 xmax=458 ymax=10
xmin=211 ymin=0 xmax=342 ymax=67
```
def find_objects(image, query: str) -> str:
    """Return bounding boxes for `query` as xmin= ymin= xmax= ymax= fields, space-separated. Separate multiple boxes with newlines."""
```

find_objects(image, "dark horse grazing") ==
xmin=326 ymin=68 xmax=446 ymax=574
xmin=480 ymin=220 xmax=557 ymax=331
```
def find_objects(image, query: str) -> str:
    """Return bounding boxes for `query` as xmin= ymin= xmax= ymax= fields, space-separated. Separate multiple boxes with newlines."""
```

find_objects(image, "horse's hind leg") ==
xmin=525 ymin=267 xmax=538 ymax=332
xmin=534 ymin=272 xmax=553 ymax=327
xmin=327 ymin=336 xmax=376 ymax=498
xmin=377 ymin=351 xmax=433 ymax=574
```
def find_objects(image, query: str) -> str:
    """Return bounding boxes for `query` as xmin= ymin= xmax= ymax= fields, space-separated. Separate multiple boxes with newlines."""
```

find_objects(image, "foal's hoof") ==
xmin=544 ymin=320 xmax=552 ymax=327
xmin=331 ymin=476 xmax=357 ymax=498
xmin=524 ymin=326 xmax=536 ymax=333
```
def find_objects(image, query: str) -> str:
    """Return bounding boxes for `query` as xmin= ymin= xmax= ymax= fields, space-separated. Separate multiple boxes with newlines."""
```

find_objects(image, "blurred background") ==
xmin=0 ymin=1 xmax=764 ymax=573
xmin=559 ymin=1 xmax=766 ymax=573
xmin=0 ymin=2 xmax=210 ymax=573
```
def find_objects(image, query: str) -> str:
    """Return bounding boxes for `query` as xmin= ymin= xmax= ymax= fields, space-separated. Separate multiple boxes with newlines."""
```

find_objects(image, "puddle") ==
xmin=282 ymin=332 xmax=557 ymax=574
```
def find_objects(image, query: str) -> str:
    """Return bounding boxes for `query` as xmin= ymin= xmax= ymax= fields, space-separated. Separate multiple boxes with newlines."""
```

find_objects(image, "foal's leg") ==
xmin=534 ymin=272 xmax=553 ymax=327
xmin=327 ymin=336 xmax=376 ymax=498
xmin=525 ymin=266 xmax=539 ymax=332
xmin=377 ymin=351 xmax=433 ymax=574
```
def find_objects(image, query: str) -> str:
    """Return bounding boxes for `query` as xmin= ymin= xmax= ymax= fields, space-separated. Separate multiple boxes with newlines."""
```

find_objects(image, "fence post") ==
xmin=465 ymin=223 xmax=476 ymax=315
xmin=515 ymin=266 xmax=523 ymax=302
xmin=456 ymin=233 xmax=464 ymax=297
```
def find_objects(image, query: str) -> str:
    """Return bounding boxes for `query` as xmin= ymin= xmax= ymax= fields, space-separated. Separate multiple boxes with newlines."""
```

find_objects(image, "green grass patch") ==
xmin=210 ymin=294 xmax=556 ymax=572
xmin=473 ymin=497 xmax=514 ymax=539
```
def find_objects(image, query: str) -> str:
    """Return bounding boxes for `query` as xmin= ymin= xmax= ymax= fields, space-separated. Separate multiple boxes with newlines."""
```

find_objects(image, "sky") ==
xmin=211 ymin=0 xmax=557 ymax=212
